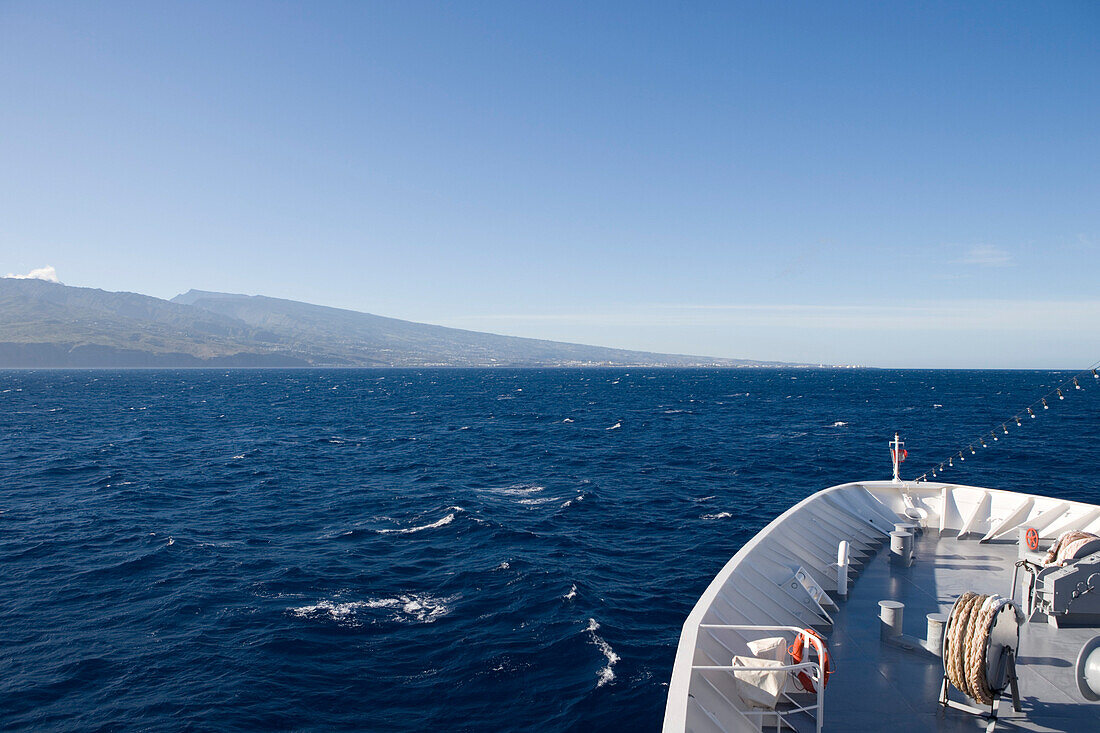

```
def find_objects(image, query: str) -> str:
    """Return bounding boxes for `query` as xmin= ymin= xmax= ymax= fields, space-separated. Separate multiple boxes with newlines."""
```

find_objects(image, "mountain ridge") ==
xmin=0 ymin=278 xmax=796 ymax=368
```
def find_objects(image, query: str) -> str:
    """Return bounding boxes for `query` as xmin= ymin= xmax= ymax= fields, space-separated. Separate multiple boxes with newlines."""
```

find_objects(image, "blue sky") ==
xmin=2 ymin=1 xmax=1098 ymax=367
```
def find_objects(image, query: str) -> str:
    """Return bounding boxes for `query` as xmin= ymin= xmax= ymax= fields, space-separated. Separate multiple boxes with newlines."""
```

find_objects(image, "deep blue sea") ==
xmin=2 ymin=368 xmax=1097 ymax=731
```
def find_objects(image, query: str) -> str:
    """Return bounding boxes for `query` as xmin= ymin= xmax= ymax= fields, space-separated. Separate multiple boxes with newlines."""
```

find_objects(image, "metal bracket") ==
xmin=779 ymin=567 xmax=834 ymax=625
xmin=938 ymin=647 xmax=1021 ymax=732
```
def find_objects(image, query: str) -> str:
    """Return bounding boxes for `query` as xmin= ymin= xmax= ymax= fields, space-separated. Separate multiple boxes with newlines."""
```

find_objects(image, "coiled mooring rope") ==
xmin=946 ymin=592 xmax=979 ymax=700
xmin=945 ymin=592 xmax=1014 ymax=706
xmin=1043 ymin=530 xmax=1100 ymax=566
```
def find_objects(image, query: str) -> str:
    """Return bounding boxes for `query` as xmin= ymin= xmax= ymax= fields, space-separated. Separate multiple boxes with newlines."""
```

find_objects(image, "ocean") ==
xmin=2 ymin=368 xmax=1097 ymax=731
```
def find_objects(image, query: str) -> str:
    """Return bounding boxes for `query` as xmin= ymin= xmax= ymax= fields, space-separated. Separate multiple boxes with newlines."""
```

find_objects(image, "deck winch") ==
xmin=1017 ymin=529 xmax=1100 ymax=627
xmin=1035 ymin=552 xmax=1100 ymax=627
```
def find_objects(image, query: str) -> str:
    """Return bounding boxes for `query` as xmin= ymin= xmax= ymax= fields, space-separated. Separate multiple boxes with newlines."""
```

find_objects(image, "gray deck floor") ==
xmin=822 ymin=531 xmax=1100 ymax=731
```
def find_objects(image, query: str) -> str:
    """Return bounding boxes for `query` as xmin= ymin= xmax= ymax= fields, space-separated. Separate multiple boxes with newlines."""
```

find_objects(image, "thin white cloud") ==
xmin=956 ymin=245 xmax=1012 ymax=267
xmin=5 ymin=265 xmax=61 ymax=283
xmin=435 ymin=300 xmax=1100 ymax=333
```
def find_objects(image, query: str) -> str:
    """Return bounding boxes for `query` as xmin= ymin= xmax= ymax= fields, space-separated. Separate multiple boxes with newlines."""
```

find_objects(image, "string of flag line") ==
xmin=912 ymin=362 xmax=1100 ymax=483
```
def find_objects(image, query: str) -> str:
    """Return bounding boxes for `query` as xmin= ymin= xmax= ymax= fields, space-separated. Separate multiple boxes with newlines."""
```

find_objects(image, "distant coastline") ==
xmin=0 ymin=279 xmax=812 ymax=369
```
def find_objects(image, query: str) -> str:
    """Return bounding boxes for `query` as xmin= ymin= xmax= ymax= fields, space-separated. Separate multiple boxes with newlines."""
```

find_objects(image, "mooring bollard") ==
xmin=890 ymin=530 xmax=914 ymax=567
xmin=895 ymin=520 xmax=921 ymax=536
xmin=880 ymin=600 xmax=904 ymax=640
xmin=926 ymin=612 xmax=948 ymax=657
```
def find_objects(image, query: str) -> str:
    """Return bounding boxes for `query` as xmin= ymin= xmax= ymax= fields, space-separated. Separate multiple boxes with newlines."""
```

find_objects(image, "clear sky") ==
xmin=2 ymin=1 xmax=1098 ymax=367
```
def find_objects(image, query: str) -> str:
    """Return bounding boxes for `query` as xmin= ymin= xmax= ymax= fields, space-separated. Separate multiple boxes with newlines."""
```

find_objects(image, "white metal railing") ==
xmin=692 ymin=625 xmax=825 ymax=733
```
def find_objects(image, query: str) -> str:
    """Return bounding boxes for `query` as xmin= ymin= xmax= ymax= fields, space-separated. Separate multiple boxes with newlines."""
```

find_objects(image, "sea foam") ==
xmin=586 ymin=618 xmax=619 ymax=687
xmin=376 ymin=513 xmax=456 ymax=534
xmin=486 ymin=484 xmax=544 ymax=496
xmin=289 ymin=594 xmax=454 ymax=625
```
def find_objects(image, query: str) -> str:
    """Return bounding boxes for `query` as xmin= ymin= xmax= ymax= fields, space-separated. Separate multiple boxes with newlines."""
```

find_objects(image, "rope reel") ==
xmin=942 ymin=592 xmax=1022 ymax=705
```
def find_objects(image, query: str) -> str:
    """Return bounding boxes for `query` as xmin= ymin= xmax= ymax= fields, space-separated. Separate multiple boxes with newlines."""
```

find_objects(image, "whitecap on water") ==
xmin=485 ymin=484 xmax=544 ymax=496
xmin=586 ymin=618 xmax=619 ymax=687
xmin=561 ymin=493 xmax=587 ymax=508
xmin=517 ymin=496 xmax=560 ymax=505
xmin=606 ymin=422 xmax=622 ymax=430
xmin=702 ymin=512 xmax=732 ymax=520
xmin=289 ymin=594 xmax=454 ymax=626
xmin=289 ymin=600 xmax=368 ymax=624
xmin=830 ymin=421 xmax=848 ymax=427
xmin=563 ymin=584 xmax=577 ymax=601
xmin=376 ymin=508 xmax=462 ymax=535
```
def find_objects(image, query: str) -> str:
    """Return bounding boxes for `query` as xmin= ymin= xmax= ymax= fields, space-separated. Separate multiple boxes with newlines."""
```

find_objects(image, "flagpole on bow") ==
xmin=890 ymin=433 xmax=907 ymax=484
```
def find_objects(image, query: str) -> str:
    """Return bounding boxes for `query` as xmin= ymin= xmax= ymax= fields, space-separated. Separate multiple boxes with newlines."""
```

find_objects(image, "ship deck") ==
xmin=664 ymin=482 xmax=1100 ymax=732
xmin=827 ymin=530 xmax=1100 ymax=731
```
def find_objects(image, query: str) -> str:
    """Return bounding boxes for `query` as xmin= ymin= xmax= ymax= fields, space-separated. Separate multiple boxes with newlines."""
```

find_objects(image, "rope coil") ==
xmin=944 ymin=592 xmax=1017 ymax=706
xmin=1043 ymin=530 xmax=1100 ymax=566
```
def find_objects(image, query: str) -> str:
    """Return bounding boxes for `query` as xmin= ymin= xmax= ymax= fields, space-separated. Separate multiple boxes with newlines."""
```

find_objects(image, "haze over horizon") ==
xmin=3 ymin=2 xmax=1098 ymax=368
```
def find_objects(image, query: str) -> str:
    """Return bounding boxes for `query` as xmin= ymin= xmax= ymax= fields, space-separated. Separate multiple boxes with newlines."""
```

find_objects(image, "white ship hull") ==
xmin=664 ymin=480 xmax=1100 ymax=731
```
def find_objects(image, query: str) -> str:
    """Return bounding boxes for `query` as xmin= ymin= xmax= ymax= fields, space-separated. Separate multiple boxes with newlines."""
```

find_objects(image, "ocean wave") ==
xmin=606 ymin=422 xmax=622 ymax=430
xmin=586 ymin=618 xmax=619 ymax=687
xmin=376 ymin=508 xmax=463 ymax=535
xmin=517 ymin=496 xmax=560 ymax=505
xmin=486 ymin=484 xmax=544 ymax=496
xmin=289 ymin=594 xmax=454 ymax=626
xmin=702 ymin=512 xmax=732 ymax=520
xmin=289 ymin=599 xmax=368 ymax=623
xmin=831 ymin=421 xmax=848 ymax=427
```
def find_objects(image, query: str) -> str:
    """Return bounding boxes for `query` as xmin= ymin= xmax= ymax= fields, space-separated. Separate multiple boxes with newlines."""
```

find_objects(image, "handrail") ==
xmin=690 ymin=625 xmax=825 ymax=733
xmin=691 ymin=662 xmax=819 ymax=675
xmin=698 ymin=623 xmax=812 ymax=631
